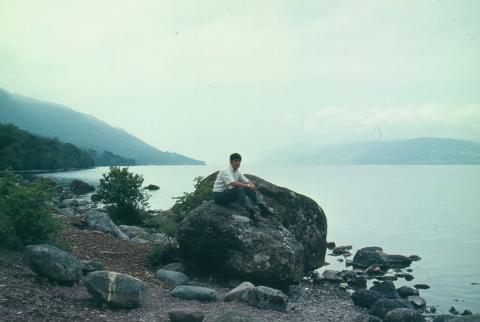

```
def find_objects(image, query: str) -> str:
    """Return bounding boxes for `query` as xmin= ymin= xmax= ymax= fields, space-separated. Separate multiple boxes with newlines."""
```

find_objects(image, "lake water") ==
xmin=44 ymin=165 xmax=480 ymax=314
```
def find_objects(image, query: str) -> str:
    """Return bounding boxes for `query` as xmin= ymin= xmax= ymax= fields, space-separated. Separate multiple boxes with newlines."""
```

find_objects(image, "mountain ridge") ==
xmin=0 ymin=87 xmax=205 ymax=165
xmin=267 ymin=137 xmax=480 ymax=165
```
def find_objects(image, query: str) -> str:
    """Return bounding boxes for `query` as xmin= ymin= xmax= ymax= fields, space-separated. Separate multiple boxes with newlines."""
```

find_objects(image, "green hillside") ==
xmin=0 ymin=88 xmax=205 ymax=165
xmin=0 ymin=123 xmax=95 ymax=171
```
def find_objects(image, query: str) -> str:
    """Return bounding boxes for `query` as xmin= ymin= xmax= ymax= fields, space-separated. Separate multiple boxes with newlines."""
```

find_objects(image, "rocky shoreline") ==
xmin=1 ymin=176 xmax=478 ymax=322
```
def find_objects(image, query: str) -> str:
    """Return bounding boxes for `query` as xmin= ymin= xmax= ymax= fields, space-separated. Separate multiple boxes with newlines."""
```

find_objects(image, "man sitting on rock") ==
xmin=213 ymin=153 xmax=271 ymax=219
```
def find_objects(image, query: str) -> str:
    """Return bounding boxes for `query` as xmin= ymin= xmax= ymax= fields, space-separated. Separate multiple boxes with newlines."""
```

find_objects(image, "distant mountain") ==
xmin=267 ymin=138 xmax=480 ymax=165
xmin=0 ymin=87 xmax=205 ymax=165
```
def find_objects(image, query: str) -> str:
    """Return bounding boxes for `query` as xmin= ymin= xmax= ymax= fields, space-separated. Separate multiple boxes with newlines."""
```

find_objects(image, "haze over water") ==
xmin=46 ymin=164 xmax=480 ymax=314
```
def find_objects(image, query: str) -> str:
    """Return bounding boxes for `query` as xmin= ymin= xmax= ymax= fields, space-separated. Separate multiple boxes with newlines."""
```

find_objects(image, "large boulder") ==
xmin=69 ymin=179 xmax=95 ymax=195
xmin=369 ymin=298 xmax=415 ymax=319
xmin=84 ymin=271 xmax=146 ymax=309
xmin=245 ymin=174 xmax=327 ymax=271
xmin=85 ymin=209 xmax=129 ymax=240
xmin=200 ymin=173 xmax=327 ymax=271
xmin=177 ymin=201 xmax=304 ymax=286
xmin=24 ymin=244 xmax=82 ymax=283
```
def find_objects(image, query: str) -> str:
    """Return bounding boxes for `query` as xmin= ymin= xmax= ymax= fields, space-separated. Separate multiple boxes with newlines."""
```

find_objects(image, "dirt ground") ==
xmin=0 ymin=226 xmax=369 ymax=322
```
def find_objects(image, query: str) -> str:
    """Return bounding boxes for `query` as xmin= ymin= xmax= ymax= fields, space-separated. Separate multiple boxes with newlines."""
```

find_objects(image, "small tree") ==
xmin=0 ymin=169 xmax=61 ymax=249
xmin=96 ymin=166 xmax=150 ymax=225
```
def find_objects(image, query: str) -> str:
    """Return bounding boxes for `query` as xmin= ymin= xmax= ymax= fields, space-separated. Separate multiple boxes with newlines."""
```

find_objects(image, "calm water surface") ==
xmin=45 ymin=165 xmax=480 ymax=313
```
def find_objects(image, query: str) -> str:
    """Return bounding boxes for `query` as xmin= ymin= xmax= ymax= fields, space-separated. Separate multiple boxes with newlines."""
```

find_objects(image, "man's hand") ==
xmin=246 ymin=182 xmax=256 ymax=191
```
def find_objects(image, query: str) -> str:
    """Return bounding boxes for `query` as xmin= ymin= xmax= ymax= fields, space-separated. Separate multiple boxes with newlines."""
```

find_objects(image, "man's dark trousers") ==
xmin=214 ymin=187 xmax=258 ymax=206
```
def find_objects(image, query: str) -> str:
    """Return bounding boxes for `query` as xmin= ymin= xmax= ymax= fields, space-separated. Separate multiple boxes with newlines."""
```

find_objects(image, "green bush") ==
xmin=0 ymin=169 xmax=62 ymax=249
xmin=171 ymin=176 xmax=213 ymax=219
xmin=147 ymin=243 xmax=179 ymax=268
xmin=96 ymin=167 xmax=150 ymax=225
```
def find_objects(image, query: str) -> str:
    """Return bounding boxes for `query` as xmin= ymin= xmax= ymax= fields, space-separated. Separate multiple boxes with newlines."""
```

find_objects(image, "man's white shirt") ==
xmin=213 ymin=165 xmax=250 ymax=192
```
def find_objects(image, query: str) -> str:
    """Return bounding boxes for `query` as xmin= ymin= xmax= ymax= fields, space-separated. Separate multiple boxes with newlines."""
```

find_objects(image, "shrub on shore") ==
xmin=0 ymin=169 xmax=62 ymax=249
xmin=144 ymin=176 xmax=213 ymax=238
xmin=96 ymin=167 xmax=150 ymax=225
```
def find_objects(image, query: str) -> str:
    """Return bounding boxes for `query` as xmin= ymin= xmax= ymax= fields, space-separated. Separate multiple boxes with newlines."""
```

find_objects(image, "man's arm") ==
xmin=229 ymin=180 xmax=256 ymax=190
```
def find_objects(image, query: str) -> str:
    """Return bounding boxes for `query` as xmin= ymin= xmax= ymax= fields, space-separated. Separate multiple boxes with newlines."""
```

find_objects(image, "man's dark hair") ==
xmin=230 ymin=153 xmax=242 ymax=161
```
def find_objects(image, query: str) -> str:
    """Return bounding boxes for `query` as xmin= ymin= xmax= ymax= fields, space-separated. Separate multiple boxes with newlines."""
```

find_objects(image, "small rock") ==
xmin=145 ymin=184 xmax=160 ymax=191
xmin=397 ymin=286 xmax=419 ymax=298
xmin=84 ymin=271 xmax=146 ymax=309
xmin=225 ymin=282 xmax=255 ymax=302
xmin=326 ymin=242 xmax=336 ymax=250
xmin=162 ymin=262 xmax=186 ymax=273
xmin=70 ymin=179 xmax=95 ymax=195
xmin=24 ymin=245 xmax=82 ymax=283
xmin=171 ymin=286 xmax=218 ymax=302
xmin=80 ymin=260 xmax=103 ymax=275
xmin=407 ymin=295 xmax=427 ymax=308
xmin=370 ymin=281 xmax=400 ymax=299
xmin=346 ymin=259 xmax=353 ymax=267
xmin=377 ymin=275 xmax=398 ymax=282
xmin=405 ymin=274 xmax=415 ymax=281
xmin=449 ymin=306 xmax=459 ymax=315
xmin=351 ymin=289 xmax=383 ymax=309
xmin=414 ymin=284 xmax=430 ymax=290
xmin=460 ymin=310 xmax=473 ymax=315
xmin=245 ymin=286 xmax=288 ymax=312
xmin=429 ymin=306 xmax=436 ymax=313
xmin=369 ymin=298 xmax=414 ymax=319
xmin=168 ymin=309 xmax=204 ymax=322
xmin=156 ymin=269 xmax=188 ymax=289
xmin=384 ymin=308 xmax=426 ymax=322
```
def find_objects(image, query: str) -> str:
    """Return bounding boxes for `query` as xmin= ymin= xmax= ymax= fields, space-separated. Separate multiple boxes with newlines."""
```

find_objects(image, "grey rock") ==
xmin=118 ymin=225 xmax=148 ymax=238
xmin=214 ymin=311 xmax=262 ymax=322
xmin=57 ymin=207 xmax=77 ymax=217
xmin=369 ymin=298 xmax=415 ymax=319
xmin=370 ymin=281 xmax=400 ymax=299
xmin=171 ymin=286 xmax=218 ymax=302
xmin=351 ymin=289 xmax=383 ymax=309
xmin=24 ymin=244 xmax=82 ymax=283
xmin=155 ymin=269 xmax=188 ymax=289
xmin=225 ymin=281 xmax=255 ymax=302
xmin=414 ymin=284 xmax=430 ymax=290
xmin=84 ymin=271 xmax=146 ymax=309
xmin=322 ymin=269 xmax=342 ymax=282
xmin=385 ymin=255 xmax=412 ymax=268
xmin=407 ymin=295 xmax=426 ymax=308
xmin=168 ymin=309 xmax=204 ymax=322
xmin=245 ymin=285 xmax=288 ymax=312
xmin=145 ymin=184 xmax=160 ymax=191
xmin=177 ymin=201 xmax=304 ymax=287
xmin=80 ymin=260 xmax=103 ymax=275
xmin=130 ymin=236 xmax=150 ymax=244
xmin=193 ymin=173 xmax=328 ymax=272
xmin=409 ymin=255 xmax=422 ymax=261
xmin=162 ymin=262 xmax=185 ymax=273
xmin=85 ymin=209 xmax=129 ymax=240
xmin=397 ymin=286 xmax=419 ymax=298
xmin=384 ymin=308 xmax=426 ymax=322
xmin=69 ymin=179 xmax=95 ymax=195
xmin=58 ymin=198 xmax=79 ymax=209
xmin=353 ymin=247 xmax=390 ymax=269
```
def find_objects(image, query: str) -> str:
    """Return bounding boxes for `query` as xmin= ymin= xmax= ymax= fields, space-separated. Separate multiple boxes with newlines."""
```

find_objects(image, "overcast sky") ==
xmin=1 ymin=0 xmax=479 ymax=164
